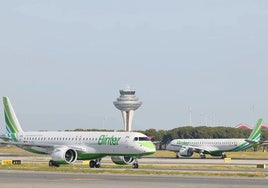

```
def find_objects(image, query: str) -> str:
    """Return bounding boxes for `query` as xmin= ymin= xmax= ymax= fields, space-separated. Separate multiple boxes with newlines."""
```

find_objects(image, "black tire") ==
xmin=200 ymin=154 xmax=206 ymax=159
xmin=49 ymin=160 xmax=60 ymax=167
xmin=95 ymin=163 xmax=101 ymax=168
xmin=89 ymin=160 xmax=96 ymax=168
xmin=132 ymin=163 xmax=139 ymax=169
xmin=49 ymin=160 xmax=53 ymax=167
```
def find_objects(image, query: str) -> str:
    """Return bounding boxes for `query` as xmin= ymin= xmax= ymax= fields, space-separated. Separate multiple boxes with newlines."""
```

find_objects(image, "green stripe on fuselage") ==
xmin=77 ymin=151 xmax=155 ymax=160
xmin=77 ymin=153 xmax=107 ymax=160
xmin=138 ymin=141 xmax=156 ymax=150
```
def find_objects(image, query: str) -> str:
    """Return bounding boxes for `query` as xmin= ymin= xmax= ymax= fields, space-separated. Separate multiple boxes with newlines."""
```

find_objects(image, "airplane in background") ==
xmin=0 ymin=97 xmax=155 ymax=168
xmin=166 ymin=119 xmax=262 ymax=159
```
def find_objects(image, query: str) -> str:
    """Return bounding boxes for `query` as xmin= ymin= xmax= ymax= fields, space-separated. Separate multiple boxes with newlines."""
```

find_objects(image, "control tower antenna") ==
xmin=113 ymin=87 xmax=142 ymax=131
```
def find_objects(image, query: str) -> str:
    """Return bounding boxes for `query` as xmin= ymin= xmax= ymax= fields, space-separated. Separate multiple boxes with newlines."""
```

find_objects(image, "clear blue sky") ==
xmin=1 ymin=0 xmax=268 ymax=131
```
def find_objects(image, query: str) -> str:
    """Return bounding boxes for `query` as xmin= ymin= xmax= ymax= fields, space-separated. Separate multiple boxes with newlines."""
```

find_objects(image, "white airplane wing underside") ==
xmin=172 ymin=143 xmax=218 ymax=153
xmin=1 ymin=140 xmax=87 ymax=153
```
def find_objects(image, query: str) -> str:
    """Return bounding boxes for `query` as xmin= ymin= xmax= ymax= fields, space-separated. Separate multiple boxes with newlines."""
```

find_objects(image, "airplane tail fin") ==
xmin=245 ymin=118 xmax=262 ymax=144
xmin=3 ymin=97 xmax=23 ymax=136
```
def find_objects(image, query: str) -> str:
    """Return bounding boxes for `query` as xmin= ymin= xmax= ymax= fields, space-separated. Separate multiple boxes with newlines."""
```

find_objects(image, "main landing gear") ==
xmin=199 ymin=153 xmax=206 ymax=159
xmin=89 ymin=159 xmax=101 ymax=168
xmin=49 ymin=160 xmax=60 ymax=167
xmin=221 ymin=153 xmax=227 ymax=159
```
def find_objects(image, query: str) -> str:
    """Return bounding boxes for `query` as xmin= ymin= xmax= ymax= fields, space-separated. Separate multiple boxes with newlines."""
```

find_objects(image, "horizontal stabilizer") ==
xmin=245 ymin=139 xmax=259 ymax=145
xmin=0 ymin=134 xmax=12 ymax=142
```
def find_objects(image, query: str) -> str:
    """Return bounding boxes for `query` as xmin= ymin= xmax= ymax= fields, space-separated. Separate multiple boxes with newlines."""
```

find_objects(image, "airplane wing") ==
xmin=170 ymin=143 xmax=218 ymax=154
xmin=0 ymin=133 xmax=87 ymax=153
xmin=0 ymin=140 xmax=87 ymax=153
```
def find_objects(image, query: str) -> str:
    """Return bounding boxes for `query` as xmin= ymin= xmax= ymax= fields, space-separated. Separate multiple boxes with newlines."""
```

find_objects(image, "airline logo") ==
xmin=98 ymin=135 xmax=121 ymax=145
xmin=176 ymin=140 xmax=189 ymax=146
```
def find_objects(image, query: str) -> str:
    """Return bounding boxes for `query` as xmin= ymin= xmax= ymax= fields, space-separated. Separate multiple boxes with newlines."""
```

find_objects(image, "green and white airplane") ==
xmin=0 ymin=97 xmax=156 ymax=168
xmin=166 ymin=119 xmax=262 ymax=159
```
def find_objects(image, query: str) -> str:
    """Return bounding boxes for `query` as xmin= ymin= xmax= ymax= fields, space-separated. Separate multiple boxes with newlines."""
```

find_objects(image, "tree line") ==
xmin=72 ymin=126 xmax=268 ymax=148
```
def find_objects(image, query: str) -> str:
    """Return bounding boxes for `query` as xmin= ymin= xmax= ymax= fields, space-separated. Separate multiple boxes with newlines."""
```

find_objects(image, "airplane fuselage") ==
xmin=13 ymin=131 xmax=155 ymax=159
xmin=167 ymin=138 xmax=251 ymax=156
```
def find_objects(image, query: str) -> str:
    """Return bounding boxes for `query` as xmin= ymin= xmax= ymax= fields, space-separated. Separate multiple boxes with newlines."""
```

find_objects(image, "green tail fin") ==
xmin=247 ymin=118 xmax=262 ymax=142
xmin=3 ymin=97 xmax=23 ymax=135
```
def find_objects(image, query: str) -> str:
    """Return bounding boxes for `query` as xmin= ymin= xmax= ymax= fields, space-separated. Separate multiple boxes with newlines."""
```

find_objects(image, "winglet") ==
xmin=3 ymin=97 xmax=23 ymax=134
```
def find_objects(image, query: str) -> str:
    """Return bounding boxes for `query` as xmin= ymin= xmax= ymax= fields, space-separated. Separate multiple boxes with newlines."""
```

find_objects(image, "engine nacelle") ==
xmin=51 ymin=147 xmax=77 ymax=164
xmin=180 ymin=147 xmax=194 ymax=157
xmin=111 ymin=156 xmax=135 ymax=165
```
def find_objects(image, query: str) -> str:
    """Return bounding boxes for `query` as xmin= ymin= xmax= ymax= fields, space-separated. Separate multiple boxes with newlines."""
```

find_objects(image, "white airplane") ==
xmin=166 ymin=119 xmax=262 ymax=159
xmin=0 ymin=97 xmax=156 ymax=168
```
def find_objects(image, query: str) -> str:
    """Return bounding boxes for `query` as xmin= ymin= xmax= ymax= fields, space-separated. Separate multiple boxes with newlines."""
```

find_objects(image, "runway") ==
xmin=0 ymin=151 xmax=268 ymax=163
xmin=1 ymin=153 xmax=268 ymax=166
xmin=1 ymin=153 xmax=268 ymax=187
xmin=0 ymin=170 xmax=267 ymax=188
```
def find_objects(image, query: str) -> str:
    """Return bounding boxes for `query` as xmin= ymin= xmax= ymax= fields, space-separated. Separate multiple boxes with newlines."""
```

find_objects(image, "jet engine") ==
xmin=179 ymin=147 xmax=194 ymax=157
xmin=51 ymin=147 xmax=77 ymax=164
xmin=111 ymin=156 xmax=135 ymax=165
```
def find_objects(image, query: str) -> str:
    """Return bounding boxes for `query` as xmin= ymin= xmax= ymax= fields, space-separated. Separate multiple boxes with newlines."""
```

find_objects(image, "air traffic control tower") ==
xmin=113 ymin=87 xmax=142 ymax=132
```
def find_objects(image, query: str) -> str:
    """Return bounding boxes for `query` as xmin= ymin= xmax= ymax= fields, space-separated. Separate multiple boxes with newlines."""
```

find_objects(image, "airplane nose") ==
xmin=139 ymin=141 xmax=156 ymax=154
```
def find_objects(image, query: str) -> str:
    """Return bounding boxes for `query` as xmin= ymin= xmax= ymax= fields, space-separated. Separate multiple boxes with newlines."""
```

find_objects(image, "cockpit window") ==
xmin=139 ymin=137 xmax=149 ymax=141
xmin=134 ymin=137 xmax=149 ymax=141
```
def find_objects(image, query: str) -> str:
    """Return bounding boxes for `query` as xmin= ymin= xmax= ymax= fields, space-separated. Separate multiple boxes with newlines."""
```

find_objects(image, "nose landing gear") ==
xmin=89 ymin=158 xmax=101 ymax=168
xmin=132 ymin=158 xmax=139 ymax=169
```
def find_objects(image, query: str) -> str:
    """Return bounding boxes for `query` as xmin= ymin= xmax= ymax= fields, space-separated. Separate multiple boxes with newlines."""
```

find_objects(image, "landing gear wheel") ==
xmin=49 ymin=160 xmax=59 ymax=167
xmin=221 ymin=153 xmax=227 ymax=159
xmin=89 ymin=160 xmax=96 ymax=168
xmin=49 ymin=160 xmax=53 ymax=167
xmin=95 ymin=162 xmax=101 ymax=168
xmin=132 ymin=158 xmax=139 ymax=169
xmin=89 ymin=159 xmax=102 ymax=168
xmin=176 ymin=152 xmax=179 ymax=159
xmin=200 ymin=154 xmax=206 ymax=159
xmin=132 ymin=163 xmax=139 ymax=169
